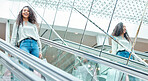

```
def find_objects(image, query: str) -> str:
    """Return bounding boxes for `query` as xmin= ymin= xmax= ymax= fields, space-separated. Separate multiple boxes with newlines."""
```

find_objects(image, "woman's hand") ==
xmin=8 ymin=54 xmax=12 ymax=57
xmin=39 ymin=53 xmax=42 ymax=58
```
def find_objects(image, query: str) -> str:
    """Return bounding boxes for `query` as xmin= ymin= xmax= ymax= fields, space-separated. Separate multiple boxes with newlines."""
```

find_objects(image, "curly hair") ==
xmin=16 ymin=6 xmax=38 ymax=27
xmin=112 ymin=22 xmax=130 ymax=42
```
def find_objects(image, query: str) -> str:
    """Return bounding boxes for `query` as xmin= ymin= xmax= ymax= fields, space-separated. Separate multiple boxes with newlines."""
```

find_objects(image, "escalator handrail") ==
xmin=64 ymin=39 xmax=148 ymax=59
xmin=54 ymin=39 xmax=148 ymax=69
xmin=0 ymin=51 xmax=44 ymax=81
xmin=0 ymin=38 xmax=80 ymax=81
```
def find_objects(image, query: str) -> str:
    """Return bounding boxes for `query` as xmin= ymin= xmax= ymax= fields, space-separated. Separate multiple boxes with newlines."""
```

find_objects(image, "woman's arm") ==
xmin=35 ymin=25 xmax=42 ymax=54
xmin=112 ymin=37 xmax=118 ymax=55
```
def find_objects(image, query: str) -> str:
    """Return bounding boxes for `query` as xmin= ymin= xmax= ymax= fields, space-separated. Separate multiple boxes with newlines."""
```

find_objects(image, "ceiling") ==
xmin=27 ymin=0 xmax=148 ymax=25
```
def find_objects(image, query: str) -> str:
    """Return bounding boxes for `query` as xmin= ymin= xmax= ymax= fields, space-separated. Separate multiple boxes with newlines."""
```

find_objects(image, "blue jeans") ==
xmin=20 ymin=39 xmax=39 ymax=57
xmin=19 ymin=39 xmax=39 ymax=71
xmin=116 ymin=51 xmax=136 ymax=81
xmin=116 ymin=50 xmax=133 ymax=60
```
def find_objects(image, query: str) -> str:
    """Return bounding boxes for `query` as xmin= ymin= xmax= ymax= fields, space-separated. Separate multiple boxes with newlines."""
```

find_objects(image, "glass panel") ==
xmin=0 ymin=65 xmax=12 ymax=81
xmin=0 ymin=60 xmax=21 ymax=81
xmin=52 ymin=39 xmax=148 ymax=72
xmin=43 ymin=43 xmax=147 ymax=81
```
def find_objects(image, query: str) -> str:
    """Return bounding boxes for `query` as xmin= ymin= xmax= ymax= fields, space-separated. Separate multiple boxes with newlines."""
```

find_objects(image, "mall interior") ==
xmin=0 ymin=0 xmax=148 ymax=81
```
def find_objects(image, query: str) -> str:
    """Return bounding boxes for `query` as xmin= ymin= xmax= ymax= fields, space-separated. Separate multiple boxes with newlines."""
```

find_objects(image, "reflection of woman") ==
xmin=111 ymin=22 xmax=136 ymax=81
xmin=11 ymin=6 xmax=42 ymax=59
xmin=111 ymin=22 xmax=133 ymax=59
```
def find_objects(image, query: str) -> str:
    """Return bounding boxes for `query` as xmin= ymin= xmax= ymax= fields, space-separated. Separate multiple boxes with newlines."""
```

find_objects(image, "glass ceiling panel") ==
xmin=28 ymin=0 xmax=148 ymax=25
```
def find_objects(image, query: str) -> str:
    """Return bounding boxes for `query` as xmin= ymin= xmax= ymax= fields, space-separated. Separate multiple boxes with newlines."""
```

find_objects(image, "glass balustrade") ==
xmin=41 ymin=40 xmax=147 ymax=81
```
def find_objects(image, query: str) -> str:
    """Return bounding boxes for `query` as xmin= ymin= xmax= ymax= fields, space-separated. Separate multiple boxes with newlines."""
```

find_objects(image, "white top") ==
xmin=112 ymin=36 xmax=131 ymax=55
xmin=10 ymin=21 xmax=42 ymax=53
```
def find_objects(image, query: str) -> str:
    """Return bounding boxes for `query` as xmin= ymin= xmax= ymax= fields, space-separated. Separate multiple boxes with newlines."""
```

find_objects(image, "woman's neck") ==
xmin=23 ymin=18 xmax=28 ymax=25
xmin=120 ymin=33 xmax=124 ymax=39
xmin=23 ymin=18 xmax=28 ymax=21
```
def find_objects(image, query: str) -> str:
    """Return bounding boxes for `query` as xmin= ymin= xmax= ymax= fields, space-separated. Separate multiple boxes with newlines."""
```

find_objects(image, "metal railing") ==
xmin=0 ymin=51 xmax=43 ymax=81
xmin=40 ymin=37 xmax=148 ymax=81
xmin=0 ymin=38 xmax=80 ymax=81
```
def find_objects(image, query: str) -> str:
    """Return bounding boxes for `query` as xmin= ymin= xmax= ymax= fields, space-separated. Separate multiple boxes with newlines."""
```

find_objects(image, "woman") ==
xmin=111 ymin=22 xmax=136 ymax=81
xmin=111 ymin=22 xmax=133 ymax=59
xmin=11 ymin=6 xmax=42 ymax=61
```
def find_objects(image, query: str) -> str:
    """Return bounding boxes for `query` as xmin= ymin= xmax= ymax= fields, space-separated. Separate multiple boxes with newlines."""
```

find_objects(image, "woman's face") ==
xmin=22 ymin=7 xmax=29 ymax=19
xmin=123 ymin=25 xmax=126 ymax=34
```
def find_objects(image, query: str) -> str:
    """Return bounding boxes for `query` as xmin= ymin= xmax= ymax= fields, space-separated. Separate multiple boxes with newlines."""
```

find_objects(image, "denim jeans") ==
xmin=19 ymin=39 xmax=39 ymax=71
xmin=20 ymin=39 xmax=39 ymax=57
xmin=116 ymin=50 xmax=133 ymax=60
xmin=116 ymin=50 xmax=136 ymax=81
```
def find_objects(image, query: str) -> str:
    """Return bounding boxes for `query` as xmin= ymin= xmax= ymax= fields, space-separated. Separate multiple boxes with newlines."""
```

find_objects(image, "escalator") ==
xmin=40 ymin=37 xmax=148 ymax=81
xmin=0 ymin=36 xmax=147 ymax=80
xmin=0 ymin=38 xmax=80 ymax=81
xmin=3 ymin=0 xmax=148 ymax=81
